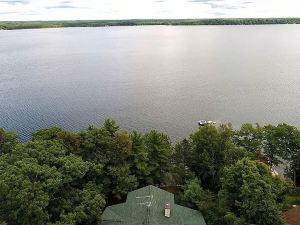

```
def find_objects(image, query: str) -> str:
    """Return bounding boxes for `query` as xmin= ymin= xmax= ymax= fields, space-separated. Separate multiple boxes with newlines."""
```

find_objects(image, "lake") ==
xmin=0 ymin=25 xmax=300 ymax=141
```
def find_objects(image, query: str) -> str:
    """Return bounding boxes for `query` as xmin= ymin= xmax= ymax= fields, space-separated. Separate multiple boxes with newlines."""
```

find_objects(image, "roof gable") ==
xmin=102 ymin=185 xmax=206 ymax=225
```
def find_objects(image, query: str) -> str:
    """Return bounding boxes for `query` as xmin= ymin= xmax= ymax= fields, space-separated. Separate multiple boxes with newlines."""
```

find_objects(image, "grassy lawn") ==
xmin=283 ymin=188 xmax=300 ymax=210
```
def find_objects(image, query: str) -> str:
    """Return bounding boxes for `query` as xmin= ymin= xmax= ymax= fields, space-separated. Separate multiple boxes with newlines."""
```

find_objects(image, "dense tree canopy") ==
xmin=220 ymin=158 xmax=292 ymax=225
xmin=187 ymin=124 xmax=253 ymax=191
xmin=0 ymin=120 xmax=299 ymax=225
xmin=0 ymin=128 xmax=18 ymax=154
xmin=0 ymin=140 xmax=103 ymax=225
xmin=233 ymin=123 xmax=263 ymax=153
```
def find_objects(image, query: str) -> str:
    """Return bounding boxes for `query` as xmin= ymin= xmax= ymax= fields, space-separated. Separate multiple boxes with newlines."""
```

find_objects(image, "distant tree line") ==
xmin=0 ymin=120 xmax=299 ymax=225
xmin=1 ymin=18 xmax=300 ymax=30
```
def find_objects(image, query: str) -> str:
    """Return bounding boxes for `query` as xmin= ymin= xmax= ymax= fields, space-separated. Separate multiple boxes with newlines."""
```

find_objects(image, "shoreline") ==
xmin=1 ymin=18 xmax=300 ymax=30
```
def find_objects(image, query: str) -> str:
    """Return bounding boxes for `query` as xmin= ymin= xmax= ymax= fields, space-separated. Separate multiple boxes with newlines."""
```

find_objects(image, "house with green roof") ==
xmin=102 ymin=185 xmax=207 ymax=225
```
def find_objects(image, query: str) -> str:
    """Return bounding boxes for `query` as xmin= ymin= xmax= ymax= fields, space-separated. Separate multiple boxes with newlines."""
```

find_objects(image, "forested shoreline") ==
xmin=1 ymin=120 xmax=300 ymax=225
xmin=1 ymin=18 xmax=300 ymax=30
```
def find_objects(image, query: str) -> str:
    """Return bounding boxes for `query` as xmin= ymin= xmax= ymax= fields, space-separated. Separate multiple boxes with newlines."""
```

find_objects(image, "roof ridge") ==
xmin=145 ymin=185 xmax=152 ymax=225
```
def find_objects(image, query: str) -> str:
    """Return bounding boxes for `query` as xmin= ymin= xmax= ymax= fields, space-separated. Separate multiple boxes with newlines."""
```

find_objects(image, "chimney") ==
xmin=164 ymin=203 xmax=171 ymax=218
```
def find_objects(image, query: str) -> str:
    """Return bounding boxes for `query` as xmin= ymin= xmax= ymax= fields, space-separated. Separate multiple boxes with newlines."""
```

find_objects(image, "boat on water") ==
xmin=198 ymin=120 xmax=217 ymax=126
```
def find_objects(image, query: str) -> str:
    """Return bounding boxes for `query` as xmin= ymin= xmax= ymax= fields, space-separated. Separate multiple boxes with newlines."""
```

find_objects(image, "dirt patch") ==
xmin=285 ymin=206 xmax=300 ymax=225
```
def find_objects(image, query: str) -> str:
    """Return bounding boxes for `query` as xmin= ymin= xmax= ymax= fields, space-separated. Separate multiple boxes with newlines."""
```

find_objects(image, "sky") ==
xmin=0 ymin=0 xmax=300 ymax=21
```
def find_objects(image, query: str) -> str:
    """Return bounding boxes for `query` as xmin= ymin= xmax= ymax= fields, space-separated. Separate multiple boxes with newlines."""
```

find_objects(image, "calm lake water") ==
xmin=1 ymin=25 xmax=300 ymax=141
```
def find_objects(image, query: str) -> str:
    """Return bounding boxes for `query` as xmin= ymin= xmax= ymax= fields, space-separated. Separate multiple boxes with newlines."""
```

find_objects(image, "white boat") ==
xmin=198 ymin=120 xmax=216 ymax=126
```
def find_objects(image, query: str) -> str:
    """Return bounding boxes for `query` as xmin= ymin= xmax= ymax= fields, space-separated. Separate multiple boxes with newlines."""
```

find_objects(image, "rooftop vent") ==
xmin=164 ymin=203 xmax=171 ymax=218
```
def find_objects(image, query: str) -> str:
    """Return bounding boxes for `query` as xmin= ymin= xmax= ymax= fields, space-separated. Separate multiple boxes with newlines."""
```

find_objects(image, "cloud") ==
xmin=214 ymin=12 xmax=226 ymax=16
xmin=0 ymin=0 xmax=28 ymax=4
xmin=60 ymin=0 xmax=72 ymax=4
xmin=242 ymin=1 xmax=253 ymax=4
xmin=188 ymin=0 xmax=223 ymax=2
xmin=1 ymin=0 xmax=300 ymax=21
xmin=0 ymin=11 xmax=16 ymax=14
xmin=208 ymin=3 xmax=245 ymax=9
xmin=45 ymin=1 xmax=81 ymax=9
xmin=45 ymin=5 xmax=79 ymax=9
xmin=20 ymin=10 xmax=41 ymax=15
xmin=188 ymin=0 xmax=245 ymax=10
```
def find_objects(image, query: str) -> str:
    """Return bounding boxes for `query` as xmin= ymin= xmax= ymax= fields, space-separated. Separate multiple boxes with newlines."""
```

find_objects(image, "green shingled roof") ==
xmin=102 ymin=185 xmax=207 ymax=225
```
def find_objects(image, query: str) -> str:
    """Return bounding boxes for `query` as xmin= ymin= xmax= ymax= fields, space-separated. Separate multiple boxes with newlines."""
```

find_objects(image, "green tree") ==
xmin=32 ymin=127 xmax=64 ymax=141
xmin=263 ymin=124 xmax=300 ymax=184
xmin=32 ymin=127 xmax=81 ymax=153
xmin=144 ymin=130 xmax=172 ymax=185
xmin=220 ymin=158 xmax=290 ymax=225
xmin=190 ymin=124 xmax=234 ymax=191
xmin=263 ymin=125 xmax=284 ymax=167
xmin=179 ymin=179 xmax=246 ymax=225
xmin=295 ymin=152 xmax=300 ymax=180
xmin=77 ymin=121 xmax=137 ymax=202
xmin=222 ymin=212 xmax=246 ymax=225
xmin=179 ymin=179 xmax=219 ymax=225
xmin=48 ymin=182 xmax=105 ymax=225
xmin=172 ymin=139 xmax=194 ymax=184
xmin=130 ymin=131 xmax=151 ymax=185
xmin=294 ymin=152 xmax=300 ymax=185
xmin=0 ymin=128 xmax=18 ymax=154
xmin=0 ymin=121 xmax=297 ymax=225
xmin=274 ymin=124 xmax=300 ymax=185
xmin=234 ymin=123 xmax=263 ymax=153
xmin=0 ymin=140 xmax=105 ymax=225
xmin=103 ymin=119 xmax=119 ymax=136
